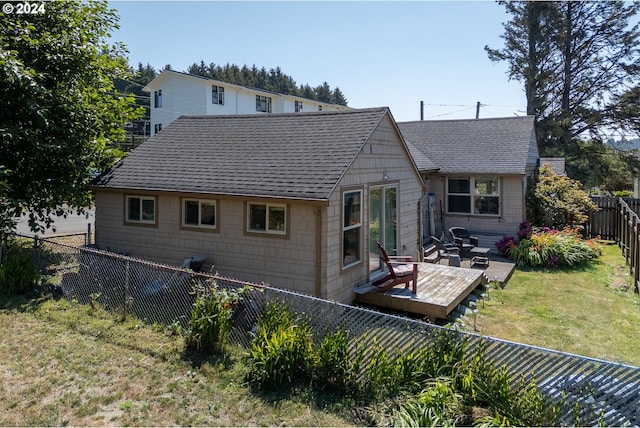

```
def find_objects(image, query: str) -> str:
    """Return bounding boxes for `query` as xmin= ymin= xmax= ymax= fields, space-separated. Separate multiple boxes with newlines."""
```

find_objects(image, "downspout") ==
xmin=314 ymin=206 xmax=322 ymax=298
xmin=418 ymin=191 xmax=429 ymax=260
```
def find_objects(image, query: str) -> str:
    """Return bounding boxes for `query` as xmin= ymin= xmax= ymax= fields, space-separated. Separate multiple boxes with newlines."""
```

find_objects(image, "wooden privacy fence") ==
xmin=588 ymin=196 xmax=640 ymax=293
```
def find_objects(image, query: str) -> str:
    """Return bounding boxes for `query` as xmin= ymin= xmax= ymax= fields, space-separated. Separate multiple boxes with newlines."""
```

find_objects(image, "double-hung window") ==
xmin=343 ymin=190 xmax=362 ymax=267
xmin=256 ymin=95 xmax=272 ymax=113
xmin=248 ymin=203 xmax=286 ymax=235
xmin=447 ymin=177 xmax=500 ymax=215
xmin=183 ymin=199 xmax=216 ymax=229
xmin=126 ymin=195 xmax=156 ymax=224
xmin=212 ymin=85 xmax=224 ymax=105
xmin=154 ymin=90 xmax=162 ymax=108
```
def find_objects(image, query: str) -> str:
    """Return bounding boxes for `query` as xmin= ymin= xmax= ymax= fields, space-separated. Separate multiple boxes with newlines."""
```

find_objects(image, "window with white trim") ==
xmin=248 ymin=203 xmax=286 ymax=234
xmin=154 ymin=90 xmax=162 ymax=108
xmin=154 ymin=123 xmax=162 ymax=134
xmin=295 ymin=100 xmax=303 ymax=112
xmin=256 ymin=95 xmax=272 ymax=113
xmin=343 ymin=190 xmax=362 ymax=267
xmin=447 ymin=177 xmax=500 ymax=215
xmin=126 ymin=196 xmax=156 ymax=224
xmin=212 ymin=85 xmax=224 ymax=105
xmin=183 ymin=199 xmax=216 ymax=229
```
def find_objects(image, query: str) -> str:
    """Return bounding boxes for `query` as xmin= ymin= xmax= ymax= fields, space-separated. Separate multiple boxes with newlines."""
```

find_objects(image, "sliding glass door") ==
xmin=369 ymin=186 xmax=397 ymax=273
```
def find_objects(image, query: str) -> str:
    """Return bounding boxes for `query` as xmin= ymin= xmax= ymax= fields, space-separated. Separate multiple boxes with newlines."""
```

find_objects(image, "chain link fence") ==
xmin=7 ymin=233 xmax=640 ymax=426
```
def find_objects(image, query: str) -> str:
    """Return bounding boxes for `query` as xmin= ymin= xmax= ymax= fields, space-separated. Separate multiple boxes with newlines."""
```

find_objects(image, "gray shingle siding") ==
xmin=94 ymin=108 xmax=391 ymax=200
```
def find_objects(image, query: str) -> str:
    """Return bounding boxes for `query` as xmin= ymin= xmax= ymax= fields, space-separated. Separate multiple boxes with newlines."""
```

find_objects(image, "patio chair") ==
xmin=372 ymin=241 xmax=419 ymax=294
xmin=428 ymin=236 xmax=460 ymax=264
xmin=449 ymin=227 xmax=479 ymax=259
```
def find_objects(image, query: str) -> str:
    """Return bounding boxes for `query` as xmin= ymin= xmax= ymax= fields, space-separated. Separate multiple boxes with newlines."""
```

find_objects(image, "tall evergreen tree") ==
xmin=183 ymin=61 xmax=348 ymax=106
xmin=486 ymin=1 xmax=640 ymax=153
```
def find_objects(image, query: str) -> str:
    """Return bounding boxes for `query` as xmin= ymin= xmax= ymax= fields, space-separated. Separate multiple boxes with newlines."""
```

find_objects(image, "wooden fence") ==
xmin=588 ymin=196 xmax=640 ymax=293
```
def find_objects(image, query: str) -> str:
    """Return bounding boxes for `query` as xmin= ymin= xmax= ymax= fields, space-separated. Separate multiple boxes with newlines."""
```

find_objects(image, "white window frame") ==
xmin=295 ymin=100 xmax=303 ymax=112
xmin=247 ymin=202 xmax=286 ymax=235
xmin=212 ymin=85 xmax=224 ymax=105
xmin=125 ymin=195 xmax=156 ymax=224
xmin=154 ymin=123 xmax=162 ymax=134
xmin=342 ymin=189 xmax=362 ymax=268
xmin=182 ymin=198 xmax=217 ymax=229
xmin=446 ymin=177 xmax=500 ymax=216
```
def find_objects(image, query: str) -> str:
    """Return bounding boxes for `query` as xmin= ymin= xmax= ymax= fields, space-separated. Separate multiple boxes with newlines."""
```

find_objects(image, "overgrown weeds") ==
xmin=0 ymin=239 xmax=39 ymax=295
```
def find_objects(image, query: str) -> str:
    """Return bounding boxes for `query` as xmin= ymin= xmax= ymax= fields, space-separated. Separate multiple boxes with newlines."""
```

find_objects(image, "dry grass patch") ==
xmin=0 ymin=297 xmax=354 ymax=426
xmin=475 ymin=244 xmax=640 ymax=366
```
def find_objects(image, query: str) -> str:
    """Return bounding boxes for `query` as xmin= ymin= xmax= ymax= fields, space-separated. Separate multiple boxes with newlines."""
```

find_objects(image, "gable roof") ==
xmin=94 ymin=108 xmax=405 ymax=201
xmin=398 ymin=116 xmax=537 ymax=175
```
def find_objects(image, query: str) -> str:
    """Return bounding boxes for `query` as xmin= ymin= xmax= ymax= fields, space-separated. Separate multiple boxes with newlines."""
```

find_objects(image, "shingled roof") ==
xmin=94 ymin=108 xmax=395 ymax=201
xmin=398 ymin=116 xmax=537 ymax=175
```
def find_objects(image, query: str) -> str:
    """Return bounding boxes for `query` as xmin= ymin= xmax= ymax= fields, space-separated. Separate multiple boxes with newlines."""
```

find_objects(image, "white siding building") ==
xmin=143 ymin=70 xmax=351 ymax=135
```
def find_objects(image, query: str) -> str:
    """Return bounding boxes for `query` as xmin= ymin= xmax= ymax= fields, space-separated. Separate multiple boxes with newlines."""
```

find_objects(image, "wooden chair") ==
xmin=372 ymin=241 xmax=419 ymax=294
xmin=448 ymin=227 xmax=478 ymax=259
xmin=429 ymin=236 xmax=460 ymax=264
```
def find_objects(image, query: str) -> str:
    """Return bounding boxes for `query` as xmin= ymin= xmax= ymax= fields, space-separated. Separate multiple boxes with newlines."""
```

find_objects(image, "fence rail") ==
xmin=589 ymin=196 xmax=640 ymax=293
xmin=6 ymin=232 xmax=640 ymax=426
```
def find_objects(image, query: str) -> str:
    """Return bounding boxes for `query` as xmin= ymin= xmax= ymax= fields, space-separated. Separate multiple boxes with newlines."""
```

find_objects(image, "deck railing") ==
xmin=6 ymin=233 xmax=639 ymax=426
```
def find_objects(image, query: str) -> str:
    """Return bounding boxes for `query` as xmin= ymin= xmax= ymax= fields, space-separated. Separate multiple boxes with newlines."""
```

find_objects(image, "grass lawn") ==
xmin=476 ymin=243 xmax=640 ymax=367
xmin=0 ymin=297 xmax=358 ymax=427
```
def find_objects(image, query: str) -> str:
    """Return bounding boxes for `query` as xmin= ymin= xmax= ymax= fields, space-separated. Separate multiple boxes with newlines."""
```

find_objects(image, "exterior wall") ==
xmin=94 ymin=192 xmax=321 ymax=296
xmin=151 ymin=76 xmax=206 ymax=134
xmin=426 ymin=173 xmax=526 ymax=237
xmin=94 ymin=116 xmax=424 ymax=305
xmin=323 ymin=116 xmax=424 ymax=303
xmin=148 ymin=72 xmax=351 ymax=131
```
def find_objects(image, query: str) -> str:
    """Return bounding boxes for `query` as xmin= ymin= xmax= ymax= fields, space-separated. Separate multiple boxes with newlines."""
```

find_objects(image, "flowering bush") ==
xmin=495 ymin=222 xmax=531 ymax=258
xmin=507 ymin=227 xmax=601 ymax=268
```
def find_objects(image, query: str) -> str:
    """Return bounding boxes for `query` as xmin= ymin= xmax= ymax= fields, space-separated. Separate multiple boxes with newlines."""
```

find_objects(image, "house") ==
xmin=91 ymin=108 xmax=425 ymax=303
xmin=397 ymin=116 xmax=538 ymax=239
xmin=539 ymin=157 xmax=566 ymax=175
xmin=143 ymin=70 xmax=351 ymax=135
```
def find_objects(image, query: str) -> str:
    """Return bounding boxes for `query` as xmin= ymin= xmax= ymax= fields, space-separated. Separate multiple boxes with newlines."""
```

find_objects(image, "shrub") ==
xmin=0 ymin=241 xmax=39 ymax=295
xmin=316 ymin=328 xmax=362 ymax=391
xmin=393 ymin=379 xmax=464 ymax=427
xmin=246 ymin=300 xmax=316 ymax=388
xmin=185 ymin=282 xmax=246 ymax=354
xmin=495 ymin=222 xmax=531 ymax=257
xmin=507 ymin=227 xmax=601 ymax=268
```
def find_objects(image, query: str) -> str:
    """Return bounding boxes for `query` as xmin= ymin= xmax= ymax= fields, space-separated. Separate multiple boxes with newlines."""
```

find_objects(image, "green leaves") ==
xmin=0 ymin=0 xmax=143 ymax=232
xmin=531 ymin=164 xmax=599 ymax=228
xmin=185 ymin=282 xmax=246 ymax=354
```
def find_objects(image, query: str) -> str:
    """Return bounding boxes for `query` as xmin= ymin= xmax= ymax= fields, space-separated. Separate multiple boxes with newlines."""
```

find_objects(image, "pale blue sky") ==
xmin=109 ymin=1 xmax=526 ymax=122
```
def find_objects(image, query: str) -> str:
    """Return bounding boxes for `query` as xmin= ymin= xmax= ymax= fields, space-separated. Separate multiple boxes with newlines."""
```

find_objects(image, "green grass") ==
xmin=0 ymin=296 xmax=356 ymax=426
xmin=477 ymin=243 xmax=640 ymax=367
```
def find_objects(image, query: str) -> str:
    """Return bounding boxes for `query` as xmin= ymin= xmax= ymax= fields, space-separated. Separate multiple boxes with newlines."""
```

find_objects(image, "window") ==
xmin=126 ymin=196 xmax=156 ymax=224
xmin=154 ymin=123 xmax=162 ymax=134
xmin=343 ymin=190 xmax=362 ymax=267
xmin=154 ymin=90 xmax=162 ymax=108
xmin=295 ymin=100 xmax=303 ymax=112
xmin=248 ymin=203 xmax=286 ymax=234
xmin=183 ymin=199 xmax=216 ymax=229
xmin=318 ymin=105 xmax=322 ymax=111
xmin=256 ymin=95 xmax=272 ymax=113
xmin=212 ymin=85 xmax=224 ymax=105
xmin=447 ymin=177 xmax=500 ymax=215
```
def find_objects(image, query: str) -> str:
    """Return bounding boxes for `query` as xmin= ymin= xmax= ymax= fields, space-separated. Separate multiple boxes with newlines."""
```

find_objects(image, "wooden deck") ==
xmin=354 ymin=258 xmax=516 ymax=320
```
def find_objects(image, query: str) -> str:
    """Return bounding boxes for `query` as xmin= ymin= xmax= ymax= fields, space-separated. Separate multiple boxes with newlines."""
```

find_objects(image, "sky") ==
xmin=108 ymin=1 xmax=527 ymax=123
